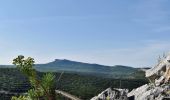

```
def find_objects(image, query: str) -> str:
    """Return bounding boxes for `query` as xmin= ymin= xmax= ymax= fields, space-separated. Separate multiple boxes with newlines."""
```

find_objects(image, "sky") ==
xmin=0 ymin=0 xmax=170 ymax=67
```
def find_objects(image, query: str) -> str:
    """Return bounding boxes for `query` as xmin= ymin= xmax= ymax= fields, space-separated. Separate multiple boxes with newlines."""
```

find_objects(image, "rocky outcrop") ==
xmin=127 ymin=84 xmax=170 ymax=100
xmin=91 ymin=53 xmax=170 ymax=100
xmin=145 ymin=54 xmax=170 ymax=85
xmin=128 ymin=54 xmax=170 ymax=100
xmin=91 ymin=88 xmax=128 ymax=100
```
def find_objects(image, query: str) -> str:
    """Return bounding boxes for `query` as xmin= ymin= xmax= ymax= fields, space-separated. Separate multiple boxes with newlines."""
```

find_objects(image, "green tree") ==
xmin=11 ymin=55 xmax=56 ymax=100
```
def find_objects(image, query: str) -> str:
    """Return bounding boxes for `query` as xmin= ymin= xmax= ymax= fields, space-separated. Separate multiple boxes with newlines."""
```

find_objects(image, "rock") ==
xmin=128 ymin=53 xmax=170 ymax=100
xmin=91 ymin=53 xmax=170 ymax=100
xmin=91 ymin=88 xmax=128 ymax=100
xmin=146 ymin=54 xmax=170 ymax=84
xmin=155 ymin=76 xmax=165 ymax=86
xmin=127 ymin=84 xmax=149 ymax=97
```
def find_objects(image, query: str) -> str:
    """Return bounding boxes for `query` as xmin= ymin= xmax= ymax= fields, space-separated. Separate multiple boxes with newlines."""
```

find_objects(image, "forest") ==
xmin=0 ymin=68 xmax=148 ymax=100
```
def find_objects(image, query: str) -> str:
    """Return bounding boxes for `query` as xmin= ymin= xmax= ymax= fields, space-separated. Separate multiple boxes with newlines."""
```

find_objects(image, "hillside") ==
xmin=35 ymin=59 xmax=141 ymax=78
xmin=0 ymin=68 xmax=148 ymax=100
xmin=0 ymin=59 xmax=144 ymax=78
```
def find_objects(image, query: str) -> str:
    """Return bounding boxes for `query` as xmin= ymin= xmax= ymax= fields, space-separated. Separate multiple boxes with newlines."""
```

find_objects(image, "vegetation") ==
xmin=35 ymin=59 xmax=139 ymax=78
xmin=0 ymin=59 xmax=146 ymax=79
xmin=11 ymin=55 xmax=56 ymax=100
xmin=0 ymin=68 xmax=148 ymax=100
xmin=0 ymin=55 xmax=149 ymax=100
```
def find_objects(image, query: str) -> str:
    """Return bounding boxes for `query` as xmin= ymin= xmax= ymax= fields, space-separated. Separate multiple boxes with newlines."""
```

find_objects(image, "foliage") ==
xmin=11 ymin=96 xmax=29 ymax=100
xmin=0 ymin=68 xmax=148 ymax=100
xmin=12 ymin=55 xmax=56 ymax=100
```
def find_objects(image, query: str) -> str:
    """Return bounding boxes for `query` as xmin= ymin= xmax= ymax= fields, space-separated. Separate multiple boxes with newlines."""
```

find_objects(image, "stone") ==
xmin=91 ymin=88 xmax=128 ymax=100
xmin=91 ymin=53 xmax=170 ymax=100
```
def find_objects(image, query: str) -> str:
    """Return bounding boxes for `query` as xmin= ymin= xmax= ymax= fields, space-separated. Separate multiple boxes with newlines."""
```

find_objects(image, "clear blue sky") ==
xmin=0 ymin=0 xmax=170 ymax=67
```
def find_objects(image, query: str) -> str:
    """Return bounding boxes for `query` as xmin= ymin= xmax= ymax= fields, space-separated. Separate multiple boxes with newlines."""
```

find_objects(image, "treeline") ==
xmin=0 ymin=68 xmax=148 ymax=100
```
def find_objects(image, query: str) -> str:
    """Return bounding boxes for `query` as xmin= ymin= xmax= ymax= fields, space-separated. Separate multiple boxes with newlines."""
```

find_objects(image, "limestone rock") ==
xmin=91 ymin=53 xmax=170 ymax=100
xmin=91 ymin=88 xmax=128 ymax=100
xmin=128 ymin=53 xmax=170 ymax=100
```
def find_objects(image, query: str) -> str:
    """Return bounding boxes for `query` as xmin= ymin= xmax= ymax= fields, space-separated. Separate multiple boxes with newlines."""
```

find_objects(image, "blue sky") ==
xmin=0 ymin=0 xmax=170 ymax=67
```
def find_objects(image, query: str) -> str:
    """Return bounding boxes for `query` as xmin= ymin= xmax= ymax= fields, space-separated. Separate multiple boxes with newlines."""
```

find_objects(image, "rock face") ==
xmin=91 ymin=53 xmax=170 ymax=100
xmin=128 ymin=54 xmax=170 ymax=100
xmin=145 ymin=54 xmax=170 ymax=85
xmin=91 ymin=88 xmax=128 ymax=100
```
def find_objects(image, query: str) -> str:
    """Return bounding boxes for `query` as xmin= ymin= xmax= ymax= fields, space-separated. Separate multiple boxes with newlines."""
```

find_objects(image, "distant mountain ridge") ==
xmin=35 ymin=59 xmax=144 ymax=78
xmin=0 ymin=59 xmax=145 ymax=78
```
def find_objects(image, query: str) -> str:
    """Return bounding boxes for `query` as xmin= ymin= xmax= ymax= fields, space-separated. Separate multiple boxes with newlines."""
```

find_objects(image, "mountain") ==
xmin=0 ymin=59 xmax=145 ymax=78
xmin=35 ymin=59 xmax=142 ymax=78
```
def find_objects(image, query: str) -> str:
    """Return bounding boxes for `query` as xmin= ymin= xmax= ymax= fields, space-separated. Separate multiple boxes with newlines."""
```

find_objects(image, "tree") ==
xmin=11 ymin=55 xmax=56 ymax=100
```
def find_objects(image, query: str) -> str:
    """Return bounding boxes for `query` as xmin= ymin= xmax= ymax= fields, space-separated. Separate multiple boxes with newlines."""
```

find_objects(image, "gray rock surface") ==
xmin=128 ymin=53 xmax=170 ymax=100
xmin=91 ymin=53 xmax=170 ymax=100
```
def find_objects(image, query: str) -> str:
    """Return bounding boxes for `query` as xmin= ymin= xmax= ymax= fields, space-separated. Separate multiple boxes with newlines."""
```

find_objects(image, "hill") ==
xmin=0 ymin=59 xmax=144 ymax=78
xmin=35 ymin=59 xmax=141 ymax=78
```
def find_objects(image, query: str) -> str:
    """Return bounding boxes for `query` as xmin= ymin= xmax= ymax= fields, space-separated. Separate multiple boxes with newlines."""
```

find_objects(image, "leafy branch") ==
xmin=11 ymin=55 xmax=56 ymax=100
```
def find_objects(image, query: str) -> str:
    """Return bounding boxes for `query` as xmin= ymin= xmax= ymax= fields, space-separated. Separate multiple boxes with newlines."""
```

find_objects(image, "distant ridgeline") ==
xmin=0 ymin=59 xmax=146 ymax=79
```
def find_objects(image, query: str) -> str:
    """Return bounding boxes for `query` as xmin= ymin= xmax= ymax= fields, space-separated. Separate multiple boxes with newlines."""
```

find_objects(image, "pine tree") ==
xmin=11 ymin=55 xmax=56 ymax=100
